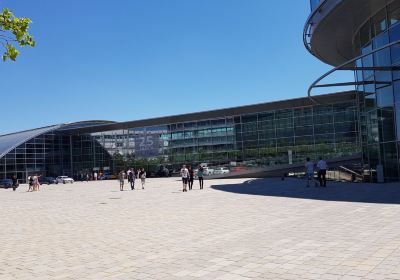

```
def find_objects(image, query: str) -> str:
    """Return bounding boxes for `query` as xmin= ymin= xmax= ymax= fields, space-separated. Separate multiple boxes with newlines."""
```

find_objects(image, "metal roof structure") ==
xmin=62 ymin=91 xmax=358 ymax=135
xmin=0 ymin=125 xmax=61 ymax=159
xmin=0 ymin=121 xmax=116 ymax=159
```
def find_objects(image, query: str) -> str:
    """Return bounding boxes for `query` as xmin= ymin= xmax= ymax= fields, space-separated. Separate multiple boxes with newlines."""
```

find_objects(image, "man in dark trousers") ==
xmin=317 ymin=157 xmax=328 ymax=187
xmin=128 ymin=168 xmax=135 ymax=190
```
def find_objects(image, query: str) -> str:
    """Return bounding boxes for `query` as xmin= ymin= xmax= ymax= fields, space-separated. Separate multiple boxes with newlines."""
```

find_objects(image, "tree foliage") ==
xmin=0 ymin=7 xmax=35 ymax=61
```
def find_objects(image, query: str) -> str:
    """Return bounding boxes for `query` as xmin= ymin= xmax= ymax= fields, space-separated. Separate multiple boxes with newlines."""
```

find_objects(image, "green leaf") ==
xmin=0 ymin=7 xmax=35 ymax=62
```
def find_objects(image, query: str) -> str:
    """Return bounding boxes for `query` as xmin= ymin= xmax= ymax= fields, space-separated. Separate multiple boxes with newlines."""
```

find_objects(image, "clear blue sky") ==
xmin=0 ymin=0 xmax=352 ymax=135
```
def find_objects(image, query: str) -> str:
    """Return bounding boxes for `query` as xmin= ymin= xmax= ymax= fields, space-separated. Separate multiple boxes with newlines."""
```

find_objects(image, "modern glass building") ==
xmin=3 ymin=0 xmax=399 ymax=183
xmin=0 ymin=92 xmax=361 ymax=183
xmin=305 ymin=0 xmax=400 ymax=182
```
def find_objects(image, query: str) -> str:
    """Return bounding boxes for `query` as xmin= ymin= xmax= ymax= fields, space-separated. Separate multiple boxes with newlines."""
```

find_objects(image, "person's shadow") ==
xmin=211 ymin=178 xmax=400 ymax=204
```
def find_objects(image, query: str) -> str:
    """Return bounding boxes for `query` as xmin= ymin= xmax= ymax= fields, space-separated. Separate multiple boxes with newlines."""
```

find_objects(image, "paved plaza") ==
xmin=1 ymin=177 xmax=400 ymax=280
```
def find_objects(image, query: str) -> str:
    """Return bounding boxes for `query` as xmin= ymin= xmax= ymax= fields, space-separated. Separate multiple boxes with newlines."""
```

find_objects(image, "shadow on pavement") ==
xmin=211 ymin=178 xmax=400 ymax=204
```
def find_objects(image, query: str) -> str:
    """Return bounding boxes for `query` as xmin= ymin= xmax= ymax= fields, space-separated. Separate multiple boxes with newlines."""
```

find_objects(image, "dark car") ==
xmin=0 ymin=179 xmax=15 ymax=189
xmin=99 ymin=174 xmax=117 ymax=180
xmin=39 ymin=177 xmax=58 ymax=185
xmin=155 ymin=167 xmax=170 ymax=177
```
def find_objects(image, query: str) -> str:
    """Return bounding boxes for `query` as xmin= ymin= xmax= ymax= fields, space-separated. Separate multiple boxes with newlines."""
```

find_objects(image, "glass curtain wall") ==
xmin=354 ymin=2 xmax=400 ymax=181
xmin=88 ymin=100 xmax=360 ymax=173
xmin=0 ymin=132 xmax=112 ymax=183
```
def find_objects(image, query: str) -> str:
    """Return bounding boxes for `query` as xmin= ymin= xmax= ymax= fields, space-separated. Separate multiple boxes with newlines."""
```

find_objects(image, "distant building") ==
xmin=0 ymin=92 xmax=361 ymax=182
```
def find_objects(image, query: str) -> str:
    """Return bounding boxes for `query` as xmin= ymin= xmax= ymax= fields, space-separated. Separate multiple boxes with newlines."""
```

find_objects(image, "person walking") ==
xmin=94 ymin=172 xmax=98 ymax=181
xmin=305 ymin=157 xmax=315 ymax=187
xmin=188 ymin=165 xmax=194 ymax=190
xmin=128 ymin=168 xmax=135 ymax=190
xmin=33 ymin=174 xmax=40 ymax=191
xmin=139 ymin=168 xmax=146 ymax=189
xmin=180 ymin=165 xmax=189 ymax=192
xmin=11 ymin=175 xmax=18 ymax=191
xmin=317 ymin=157 xmax=328 ymax=187
xmin=28 ymin=176 xmax=34 ymax=192
xmin=197 ymin=165 xmax=204 ymax=189
xmin=119 ymin=171 xmax=125 ymax=191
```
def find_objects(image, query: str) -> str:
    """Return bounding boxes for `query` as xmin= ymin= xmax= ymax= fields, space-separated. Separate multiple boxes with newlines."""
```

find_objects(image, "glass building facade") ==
xmin=354 ymin=2 xmax=400 ymax=181
xmin=0 ymin=131 xmax=113 ymax=183
xmin=305 ymin=0 xmax=400 ymax=182
xmin=0 ymin=93 xmax=361 ymax=183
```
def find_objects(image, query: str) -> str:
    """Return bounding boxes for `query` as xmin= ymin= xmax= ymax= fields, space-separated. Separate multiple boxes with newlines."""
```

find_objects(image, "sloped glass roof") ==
xmin=0 ymin=125 xmax=61 ymax=159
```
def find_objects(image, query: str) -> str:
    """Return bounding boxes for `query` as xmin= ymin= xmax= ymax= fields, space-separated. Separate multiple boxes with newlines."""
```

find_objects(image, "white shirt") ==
xmin=317 ymin=160 xmax=328 ymax=170
xmin=181 ymin=168 xmax=189 ymax=178
xmin=305 ymin=161 xmax=314 ymax=174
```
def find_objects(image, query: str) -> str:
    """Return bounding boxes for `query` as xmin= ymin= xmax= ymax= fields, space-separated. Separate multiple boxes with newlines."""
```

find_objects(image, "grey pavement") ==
xmin=1 ymin=177 xmax=400 ymax=280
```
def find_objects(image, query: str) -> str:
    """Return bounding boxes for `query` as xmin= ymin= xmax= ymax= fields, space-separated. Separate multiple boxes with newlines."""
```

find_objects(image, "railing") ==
xmin=288 ymin=168 xmax=362 ymax=183
xmin=303 ymin=0 xmax=342 ymax=58
xmin=307 ymin=40 xmax=400 ymax=104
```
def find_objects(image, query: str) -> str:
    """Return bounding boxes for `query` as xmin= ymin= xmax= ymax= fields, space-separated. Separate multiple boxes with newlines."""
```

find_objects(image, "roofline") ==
xmin=0 ymin=92 xmax=359 ymax=137
xmin=0 ymin=120 xmax=116 ymax=137
xmin=304 ymin=0 xmax=394 ymax=66
xmin=0 ymin=124 xmax=62 ymax=138
xmin=63 ymin=91 xmax=358 ymax=134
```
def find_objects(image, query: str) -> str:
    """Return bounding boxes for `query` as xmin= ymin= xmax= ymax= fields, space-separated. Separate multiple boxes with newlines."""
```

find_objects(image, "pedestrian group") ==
xmin=304 ymin=157 xmax=328 ymax=187
xmin=118 ymin=168 xmax=146 ymax=191
xmin=180 ymin=165 xmax=204 ymax=192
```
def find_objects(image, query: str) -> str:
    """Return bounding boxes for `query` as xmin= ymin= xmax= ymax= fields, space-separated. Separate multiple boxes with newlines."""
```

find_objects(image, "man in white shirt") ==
xmin=317 ymin=157 xmax=328 ymax=187
xmin=305 ymin=157 xmax=315 ymax=187
xmin=180 ymin=165 xmax=189 ymax=192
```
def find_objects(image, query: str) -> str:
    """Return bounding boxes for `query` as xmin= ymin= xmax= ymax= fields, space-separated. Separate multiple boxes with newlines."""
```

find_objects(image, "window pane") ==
xmin=360 ymin=20 xmax=372 ymax=46
xmin=389 ymin=1 xmax=400 ymax=26
xmin=379 ymin=108 xmax=396 ymax=142
xmin=372 ymin=8 xmax=388 ymax=37
xmin=376 ymin=85 xmax=394 ymax=108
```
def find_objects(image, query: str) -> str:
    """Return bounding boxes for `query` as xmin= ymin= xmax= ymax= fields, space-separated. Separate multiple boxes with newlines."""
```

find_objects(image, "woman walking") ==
xmin=33 ymin=174 xmax=40 ymax=191
xmin=188 ymin=165 xmax=194 ymax=190
xmin=139 ymin=168 xmax=146 ymax=189
xmin=197 ymin=166 xmax=204 ymax=189
xmin=119 ymin=171 xmax=125 ymax=191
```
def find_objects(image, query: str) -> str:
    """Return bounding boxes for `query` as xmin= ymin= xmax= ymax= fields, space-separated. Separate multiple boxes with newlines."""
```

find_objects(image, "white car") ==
xmin=56 ymin=176 xmax=74 ymax=184
xmin=203 ymin=167 xmax=214 ymax=176
xmin=213 ymin=167 xmax=230 ymax=175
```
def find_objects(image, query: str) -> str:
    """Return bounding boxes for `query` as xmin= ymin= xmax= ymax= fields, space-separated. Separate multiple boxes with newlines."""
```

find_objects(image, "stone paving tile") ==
xmin=1 ymin=177 xmax=400 ymax=279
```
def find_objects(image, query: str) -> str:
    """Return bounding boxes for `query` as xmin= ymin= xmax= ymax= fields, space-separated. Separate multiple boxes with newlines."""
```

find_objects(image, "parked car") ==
xmin=203 ymin=167 xmax=215 ymax=176
xmin=155 ymin=167 xmax=170 ymax=177
xmin=0 ymin=179 xmax=14 ymax=189
xmin=99 ymin=174 xmax=117 ymax=180
xmin=170 ymin=169 xmax=181 ymax=177
xmin=213 ymin=167 xmax=230 ymax=175
xmin=56 ymin=176 xmax=74 ymax=184
xmin=39 ymin=177 xmax=58 ymax=185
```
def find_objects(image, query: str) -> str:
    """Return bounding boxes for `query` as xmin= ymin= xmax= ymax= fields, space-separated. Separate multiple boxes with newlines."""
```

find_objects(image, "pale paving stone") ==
xmin=1 ymin=178 xmax=400 ymax=279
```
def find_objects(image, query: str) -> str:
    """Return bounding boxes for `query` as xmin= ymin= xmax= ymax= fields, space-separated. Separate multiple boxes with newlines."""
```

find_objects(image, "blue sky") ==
xmin=0 ymin=0 xmax=352 ymax=135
